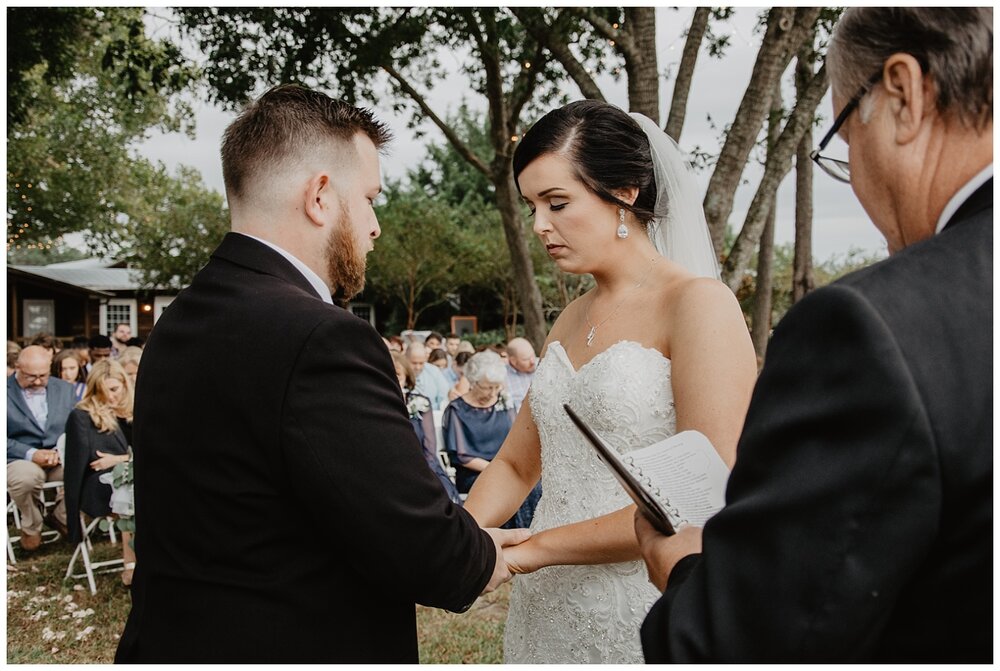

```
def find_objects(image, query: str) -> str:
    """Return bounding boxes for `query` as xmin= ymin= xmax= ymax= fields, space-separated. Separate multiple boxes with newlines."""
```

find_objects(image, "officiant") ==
xmin=636 ymin=7 xmax=992 ymax=662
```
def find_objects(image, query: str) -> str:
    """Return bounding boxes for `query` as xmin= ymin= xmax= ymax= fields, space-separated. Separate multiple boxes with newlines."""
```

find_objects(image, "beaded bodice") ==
xmin=503 ymin=340 xmax=676 ymax=664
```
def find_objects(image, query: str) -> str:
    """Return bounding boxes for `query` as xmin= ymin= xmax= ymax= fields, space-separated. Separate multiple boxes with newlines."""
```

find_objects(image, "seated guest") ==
xmin=447 ymin=351 xmax=472 ymax=401
xmin=86 ymin=335 xmax=113 ymax=374
xmin=28 ymin=332 xmax=63 ymax=355
xmin=110 ymin=323 xmax=132 ymax=360
xmin=504 ymin=337 xmax=537 ymax=414
xmin=487 ymin=343 xmax=508 ymax=363
xmin=52 ymin=350 xmax=87 ymax=402
xmin=457 ymin=340 xmax=476 ymax=355
xmin=64 ymin=360 xmax=136 ymax=586
xmin=6 ymin=345 xmax=74 ymax=549
xmin=406 ymin=342 xmax=449 ymax=410
xmin=7 ymin=341 xmax=21 ymax=377
xmin=69 ymin=336 xmax=91 ymax=371
xmin=386 ymin=335 xmax=405 ymax=353
xmin=424 ymin=331 xmax=445 ymax=351
xmin=119 ymin=346 xmax=143 ymax=387
xmin=390 ymin=352 xmax=462 ymax=505
xmin=442 ymin=351 xmax=541 ymax=529
xmin=428 ymin=348 xmax=449 ymax=373
xmin=445 ymin=333 xmax=461 ymax=363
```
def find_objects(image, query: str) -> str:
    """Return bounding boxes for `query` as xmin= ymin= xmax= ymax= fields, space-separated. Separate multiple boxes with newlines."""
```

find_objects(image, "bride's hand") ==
xmin=503 ymin=538 xmax=542 ymax=575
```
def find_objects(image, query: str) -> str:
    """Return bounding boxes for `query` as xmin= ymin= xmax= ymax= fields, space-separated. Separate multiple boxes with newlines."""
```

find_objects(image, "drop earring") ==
xmin=616 ymin=208 xmax=629 ymax=239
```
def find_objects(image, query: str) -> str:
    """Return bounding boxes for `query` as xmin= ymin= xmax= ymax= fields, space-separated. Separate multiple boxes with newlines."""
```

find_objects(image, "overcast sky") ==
xmin=136 ymin=6 xmax=888 ymax=262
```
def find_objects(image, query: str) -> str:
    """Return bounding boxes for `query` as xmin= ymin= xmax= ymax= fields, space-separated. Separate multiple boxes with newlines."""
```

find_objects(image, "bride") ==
xmin=463 ymin=100 xmax=757 ymax=663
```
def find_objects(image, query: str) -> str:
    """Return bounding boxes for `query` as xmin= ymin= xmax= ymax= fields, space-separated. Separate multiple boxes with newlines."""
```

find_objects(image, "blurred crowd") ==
xmin=383 ymin=331 xmax=542 ymax=527
xmin=7 ymin=324 xmax=141 ymax=585
xmin=8 ymin=323 xmax=544 ymax=583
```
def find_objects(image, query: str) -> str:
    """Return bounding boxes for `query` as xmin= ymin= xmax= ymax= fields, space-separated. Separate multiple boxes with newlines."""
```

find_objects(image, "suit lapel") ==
xmin=8 ymin=375 xmax=44 ymax=432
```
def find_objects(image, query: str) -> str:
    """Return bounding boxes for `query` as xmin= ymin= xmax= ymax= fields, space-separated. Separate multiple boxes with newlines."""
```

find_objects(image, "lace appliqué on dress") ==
xmin=503 ymin=340 xmax=677 ymax=664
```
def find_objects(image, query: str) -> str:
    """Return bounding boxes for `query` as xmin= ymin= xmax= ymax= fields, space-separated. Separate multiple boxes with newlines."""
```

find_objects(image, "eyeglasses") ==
xmin=18 ymin=371 xmax=49 ymax=383
xmin=810 ymin=70 xmax=883 ymax=183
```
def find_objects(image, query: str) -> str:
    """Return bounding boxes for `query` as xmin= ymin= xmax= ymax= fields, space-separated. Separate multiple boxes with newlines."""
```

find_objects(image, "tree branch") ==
xmin=511 ymin=8 xmax=606 ymax=102
xmin=508 ymin=41 xmax=546 ymax=133
xmin=721 ymin=62 xmax=829 ymax=291
xmin=381 ymin=62 xmax=490 ymax=176
xmin=572 ymin=7 xmax=638 ymax=62
xmin=664 ymin=6 xmax=710 ymax=141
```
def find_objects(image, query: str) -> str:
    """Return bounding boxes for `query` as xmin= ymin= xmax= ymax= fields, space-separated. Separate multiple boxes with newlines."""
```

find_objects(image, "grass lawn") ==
xmin=6 ymin=535 xmax=509 ymax=664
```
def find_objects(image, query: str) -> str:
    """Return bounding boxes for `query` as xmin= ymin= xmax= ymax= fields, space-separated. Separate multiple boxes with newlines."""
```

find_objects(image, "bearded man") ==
xmin=116 ymin=85 xmax=526 ymax=664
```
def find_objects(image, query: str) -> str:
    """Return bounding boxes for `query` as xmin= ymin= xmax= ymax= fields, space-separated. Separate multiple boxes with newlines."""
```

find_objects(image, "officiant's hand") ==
xmin=482 ymin=527 xmax=532 ymax=594
xmin=635 ymin=512 xmax=702 ymax=593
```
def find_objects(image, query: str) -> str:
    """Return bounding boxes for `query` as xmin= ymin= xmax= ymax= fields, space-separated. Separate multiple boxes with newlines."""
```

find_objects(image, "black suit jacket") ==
xmin=642 ymin=181 xmax=993 ymax=662
xmin=115 ymin=233 xmax=495 ymax=664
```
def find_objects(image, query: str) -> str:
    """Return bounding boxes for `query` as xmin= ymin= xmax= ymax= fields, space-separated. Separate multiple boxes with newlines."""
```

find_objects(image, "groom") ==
xmin=636 ymin=7 xmax=992 ymax=663
xmin=116 ymin=85 xmax=527 ymax=663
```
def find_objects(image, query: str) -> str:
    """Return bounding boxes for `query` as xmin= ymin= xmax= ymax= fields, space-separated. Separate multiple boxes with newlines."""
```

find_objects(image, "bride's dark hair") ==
xmin=512 ymin=100 xmax=658 ymax=226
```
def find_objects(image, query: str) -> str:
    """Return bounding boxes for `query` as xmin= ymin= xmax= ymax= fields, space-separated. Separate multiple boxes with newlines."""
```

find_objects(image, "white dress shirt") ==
xmin=237 ymin=233 xmax=333 ymax=305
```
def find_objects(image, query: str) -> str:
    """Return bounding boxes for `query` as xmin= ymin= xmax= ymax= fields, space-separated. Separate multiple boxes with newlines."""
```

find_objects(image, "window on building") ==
xmin=22 ymin=300 xmax=55 ymax=338
xmin=99 ymin=299 xmax=137 ymax=336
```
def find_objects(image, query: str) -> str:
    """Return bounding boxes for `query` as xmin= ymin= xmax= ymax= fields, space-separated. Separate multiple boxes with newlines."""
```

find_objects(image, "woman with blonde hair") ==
xmin=64 ymin=359 xmax=136 ymax=586
xmin=118 ymin=345 xmax=143 ymax=386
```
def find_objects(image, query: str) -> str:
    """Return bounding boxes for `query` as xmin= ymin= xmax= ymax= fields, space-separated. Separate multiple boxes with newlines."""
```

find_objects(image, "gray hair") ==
xmin=828 ymin=8 xmax=992 ymax=130
xmin=464 ymin=350 xmax=507 ymax=386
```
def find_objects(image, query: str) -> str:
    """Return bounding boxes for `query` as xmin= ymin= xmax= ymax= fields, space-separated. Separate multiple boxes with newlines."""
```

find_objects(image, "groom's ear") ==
xmin=613 ymin=187 xmax=640 ymax=207
xmin=303 ymin=172 xmax=336 ymax=228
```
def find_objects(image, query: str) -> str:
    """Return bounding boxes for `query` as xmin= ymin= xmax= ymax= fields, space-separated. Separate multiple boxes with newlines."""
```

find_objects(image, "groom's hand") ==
xmin=635 ymin=511 xmax=702 ymax=592
xmin=481 ymin=527 xmax=532 ymax=594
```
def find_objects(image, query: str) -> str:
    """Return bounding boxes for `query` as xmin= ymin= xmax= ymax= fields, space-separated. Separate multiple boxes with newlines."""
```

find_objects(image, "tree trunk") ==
xmin=703 ymin=7 xmax=821 ymax=256
xmin=721 ymin=61 xmax=828 ymax=291
xmin=664 ymin=7 xmax=709 ymax=142
xmin=494 ymin=165 xmax=547 ymax=350
xmin=793 ymin=44 xmax=816 ymax=303
xmin=624 ymin=7 xmax=659 ymax=123
xmin=750 ymin=79 xmax=783 ymax=362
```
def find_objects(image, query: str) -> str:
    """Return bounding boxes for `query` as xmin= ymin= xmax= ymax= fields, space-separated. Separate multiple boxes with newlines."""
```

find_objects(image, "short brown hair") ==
xmin=221 ymin=84 xmax=392 ymax=200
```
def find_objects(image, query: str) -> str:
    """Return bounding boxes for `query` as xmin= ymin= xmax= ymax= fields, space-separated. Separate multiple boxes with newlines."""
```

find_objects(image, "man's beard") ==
xmin=325 ymin=203 xmax=368 ymax=301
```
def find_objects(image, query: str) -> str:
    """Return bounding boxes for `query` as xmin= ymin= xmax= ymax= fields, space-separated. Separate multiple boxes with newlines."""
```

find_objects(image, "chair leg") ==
xmin=65 ymin=515 xmax=124 ymax=594
xmin=79 ymin=538 xmax=97 ymax=595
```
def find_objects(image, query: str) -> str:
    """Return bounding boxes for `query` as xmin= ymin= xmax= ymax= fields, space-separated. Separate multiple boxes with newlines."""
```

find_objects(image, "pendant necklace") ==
xmin=584 ymin=256 xmax=659 ymax=347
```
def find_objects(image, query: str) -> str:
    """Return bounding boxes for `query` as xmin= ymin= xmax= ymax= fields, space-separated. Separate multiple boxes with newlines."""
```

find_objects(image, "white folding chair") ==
xmin=65 ymin=514 xmax=124 ymax=595
xmin=6 ymin=480 xmax=66 ymax=564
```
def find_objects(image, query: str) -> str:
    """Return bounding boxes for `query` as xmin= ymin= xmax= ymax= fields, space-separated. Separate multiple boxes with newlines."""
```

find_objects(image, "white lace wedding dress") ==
xmin=503 ymin=340 xmax=677 ymax=664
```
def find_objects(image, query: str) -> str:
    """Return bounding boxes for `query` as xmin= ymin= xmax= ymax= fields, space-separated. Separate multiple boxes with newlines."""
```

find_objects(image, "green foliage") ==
xmin=367 ymin=181 xmax=508 ymax=330
xmin=6 ymin=241 xmax=88 ymax=266
xmin=7 ymin=7 xmax=197 ymax=255
xmin=118 ymin=165 xmax=230 ymax=290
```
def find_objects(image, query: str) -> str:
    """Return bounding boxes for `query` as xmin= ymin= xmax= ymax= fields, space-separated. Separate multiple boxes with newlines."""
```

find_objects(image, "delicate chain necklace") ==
xmin=584 ymin=256 xmax=659 ymax=347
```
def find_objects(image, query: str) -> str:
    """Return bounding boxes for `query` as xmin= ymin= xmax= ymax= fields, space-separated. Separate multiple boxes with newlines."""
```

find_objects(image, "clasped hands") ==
xmin=479 ymin=527 xmax=533 ymax=594
xmin=31 ymin=448 xmax=60 ymax=469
